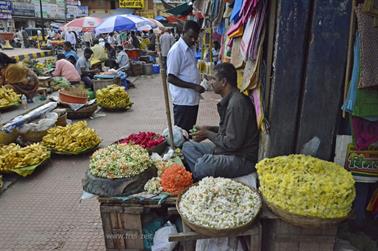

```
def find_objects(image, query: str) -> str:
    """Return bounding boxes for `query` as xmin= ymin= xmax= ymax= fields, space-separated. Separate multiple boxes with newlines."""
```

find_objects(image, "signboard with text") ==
xmin=13 ymin=2 xmax=35 ymax=17
xmin=119 ymin=0 xmax=144 ymax=9
xmin=0 ymin=0 xmax=12 ymax=19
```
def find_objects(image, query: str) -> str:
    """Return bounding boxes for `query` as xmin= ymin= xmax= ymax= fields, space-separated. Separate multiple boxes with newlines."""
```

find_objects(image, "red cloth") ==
xmin=352 ymin=116 xmax=378 ymax=150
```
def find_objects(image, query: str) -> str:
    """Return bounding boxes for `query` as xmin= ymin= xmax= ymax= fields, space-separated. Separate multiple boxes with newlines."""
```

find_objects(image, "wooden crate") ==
xmin=261 ymin=209 xmax=337 ymax=251
xmin=100 ymin=203 xmax=145 ymax=251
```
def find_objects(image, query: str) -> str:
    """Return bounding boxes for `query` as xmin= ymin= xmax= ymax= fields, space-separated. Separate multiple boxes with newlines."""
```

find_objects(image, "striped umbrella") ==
xmin=148 ymin=18 xmax=165 ymax=28
xmin=95 ymin=14 xmax=154 ymax=34
xmin=63 ymin=17 xmax=103 ymax=32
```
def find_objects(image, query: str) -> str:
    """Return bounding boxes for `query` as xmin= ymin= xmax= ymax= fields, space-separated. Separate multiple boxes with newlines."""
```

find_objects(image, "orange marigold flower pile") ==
xmin=161 ymin=163 xmax=193 ymax=196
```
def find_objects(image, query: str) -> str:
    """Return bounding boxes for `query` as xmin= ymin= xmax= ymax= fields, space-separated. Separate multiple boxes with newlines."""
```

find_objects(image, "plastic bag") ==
xmin=82 ymin=167 xmax=157 ymax=197
xmin=19 ymin=112 xmax=58 ymax=133
xmin=300 ymin=136 xmax=321 ymax=156
xmin=151 ymin=221 xmax=178 ymax=251
xmin=162 ymin=126 xmax=188 ymax=148
xmin=200 ymin=79 xmax=211 ymax=91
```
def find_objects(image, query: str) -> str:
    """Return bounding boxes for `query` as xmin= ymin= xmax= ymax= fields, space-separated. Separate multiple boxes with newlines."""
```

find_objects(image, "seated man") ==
xmin=63 ymin=41 xmax=78 ymax=65
xmin=76 ymin=48 xmax=98 ymax=89
xmin=182 ymin=63 xmax=259 ymax=181
xmin=52 ymin=54 xmax=81 ymax=84
xmin=115 ymin=46 xmax=130 ymax=69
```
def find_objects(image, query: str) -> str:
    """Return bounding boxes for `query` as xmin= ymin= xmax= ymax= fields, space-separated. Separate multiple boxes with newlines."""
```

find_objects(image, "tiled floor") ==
xmin=0 ymin=75 xmax=220 ymax=250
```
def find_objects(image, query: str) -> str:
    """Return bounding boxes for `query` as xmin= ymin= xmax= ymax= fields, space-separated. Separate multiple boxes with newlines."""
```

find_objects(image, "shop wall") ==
xmin=266 ymin=0 xmax=352 ymax=160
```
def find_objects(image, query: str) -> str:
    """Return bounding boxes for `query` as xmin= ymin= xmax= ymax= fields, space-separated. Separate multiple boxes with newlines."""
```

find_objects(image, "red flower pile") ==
xmin=119 ymin=131 xmax=165 ymax=149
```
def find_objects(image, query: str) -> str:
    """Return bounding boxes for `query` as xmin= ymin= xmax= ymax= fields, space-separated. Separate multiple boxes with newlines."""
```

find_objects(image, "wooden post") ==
xmin=343 ymin=0 xmax=357 ymax=118
xmin=156 ymin=34 xmax=175 ymax=149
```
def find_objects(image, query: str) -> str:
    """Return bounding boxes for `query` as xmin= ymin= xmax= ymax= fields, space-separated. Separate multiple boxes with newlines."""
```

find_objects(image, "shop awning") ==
xmin=166 ymin=2 xmax=193 ymax=16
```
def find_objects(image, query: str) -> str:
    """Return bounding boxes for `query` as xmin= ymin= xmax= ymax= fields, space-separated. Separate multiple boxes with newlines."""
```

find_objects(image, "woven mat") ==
xmin=356 ymin=6 xmax=378 ymax=88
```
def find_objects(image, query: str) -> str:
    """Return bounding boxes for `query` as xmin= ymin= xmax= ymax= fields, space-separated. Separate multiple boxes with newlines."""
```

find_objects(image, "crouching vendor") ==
xmin=182 ymin=63 xmax=259 ymax=181
xmin=0 ymin=52 xmax=39 ymax=102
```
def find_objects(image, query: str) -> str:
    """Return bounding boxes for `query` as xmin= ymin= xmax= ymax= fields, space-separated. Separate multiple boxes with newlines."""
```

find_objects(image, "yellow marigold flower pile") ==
xmin=256 ymin=154 xmax=355 ymax=219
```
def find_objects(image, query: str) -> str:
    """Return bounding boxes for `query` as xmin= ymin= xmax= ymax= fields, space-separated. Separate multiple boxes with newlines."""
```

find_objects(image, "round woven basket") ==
xmin=0 ymin=129 xmax=18 ymax=145
xmin=176 ymin=181 xmax=262 ymax=237
xmin=0 ymin=102 xmax=20 ymax=112
xmin=51 ymin=142 xmax=100 ymax=156
xmin=100 ymin=106 xmax=131 ymax=112
xmin=20 ymin=130 xmax=48 ymax=143
xmin=66 ymin=103 xmax=98 ymax=119
xmin=263 ymin=196 xmax=350 ymax=228
xmin=56 ymin=113 xmax=67 ymax=126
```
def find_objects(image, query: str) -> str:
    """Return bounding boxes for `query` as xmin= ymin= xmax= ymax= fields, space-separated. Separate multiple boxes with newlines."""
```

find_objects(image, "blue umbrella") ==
xmin=95 ymin=14 xmax=153 ymax=34
xmin=155 ymin=16 xmax=167 ymax=22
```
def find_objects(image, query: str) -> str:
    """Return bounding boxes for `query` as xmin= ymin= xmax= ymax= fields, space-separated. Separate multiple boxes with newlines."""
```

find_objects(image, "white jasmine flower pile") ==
xmin=178 ymin=177 xmax=261 ymax=229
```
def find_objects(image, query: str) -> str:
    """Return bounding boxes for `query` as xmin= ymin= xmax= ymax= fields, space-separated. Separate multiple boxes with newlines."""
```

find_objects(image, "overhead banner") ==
xmin=12 ymin=2 xmax=35 ymax=17
xmin=119 ymin=0 xmax=144 ymax=9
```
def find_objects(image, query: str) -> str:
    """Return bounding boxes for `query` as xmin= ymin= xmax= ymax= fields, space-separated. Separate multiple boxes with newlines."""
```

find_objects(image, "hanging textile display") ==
xmin=230 ymin=38 xmax=244 ymax=69
xmin=342 ymin=33 xmax=361 ymax=113
xmin=356 ymin=6 xmax=378 ymax=88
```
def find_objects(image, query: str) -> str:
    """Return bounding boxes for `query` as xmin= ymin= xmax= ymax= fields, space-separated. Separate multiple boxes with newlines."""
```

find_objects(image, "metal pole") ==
xmin=39 ymin=0 xmax=45 ymax=41
xmin=65 ymin=2 xmax=68 ymax=24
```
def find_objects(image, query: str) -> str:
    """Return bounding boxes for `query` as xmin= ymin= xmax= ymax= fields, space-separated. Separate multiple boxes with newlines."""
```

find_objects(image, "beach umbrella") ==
xmin=148 ymin=18 xmax=165 ymax=28
xmin=63 ymin=17 xmax=103 ymax=32
xmin=95 ymin=14 xmax=154 ymax=34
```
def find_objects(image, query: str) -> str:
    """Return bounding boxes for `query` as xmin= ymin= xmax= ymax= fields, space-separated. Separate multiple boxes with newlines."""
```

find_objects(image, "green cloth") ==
xmin=352 ymin=87 xmax=378 ymax=118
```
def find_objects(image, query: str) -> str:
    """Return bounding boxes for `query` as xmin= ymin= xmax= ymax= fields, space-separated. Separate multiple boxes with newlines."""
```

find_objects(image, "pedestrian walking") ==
xmin=167 ymin=20 xmax=205 ymax=132
xmin=159 ymin=29 xmax=173 ymax=70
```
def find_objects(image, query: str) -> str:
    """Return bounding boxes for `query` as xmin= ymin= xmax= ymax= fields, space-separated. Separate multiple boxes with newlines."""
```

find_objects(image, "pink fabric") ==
xmin=352 ymin=116 xmax=378 ymax=150
xmin=53 ymin=59 xmax=80 ymax=82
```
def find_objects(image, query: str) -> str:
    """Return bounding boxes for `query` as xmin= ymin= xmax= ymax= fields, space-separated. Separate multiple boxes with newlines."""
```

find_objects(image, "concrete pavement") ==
xmin=0 ymin=74 xmax=220 ymax=250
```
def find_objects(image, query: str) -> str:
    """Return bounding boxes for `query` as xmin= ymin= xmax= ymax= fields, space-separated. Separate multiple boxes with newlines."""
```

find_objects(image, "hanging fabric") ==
xmin=356 ymin=5 xmax=378 ymax=88
xmin=342 ymin=33 xmax=361 ymax=113
xmin=230 ymin=37 xmax=244 ymax=69
xmin=351 ymin=116 xmax=378 ymax=150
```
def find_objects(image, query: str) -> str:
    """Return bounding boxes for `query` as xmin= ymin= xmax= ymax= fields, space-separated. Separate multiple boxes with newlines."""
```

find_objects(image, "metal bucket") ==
xmin=143 ymin=63 xmax=153 ymax=75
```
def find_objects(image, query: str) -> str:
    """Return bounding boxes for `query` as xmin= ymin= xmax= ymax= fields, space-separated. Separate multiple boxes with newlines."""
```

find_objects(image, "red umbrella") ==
xmin=63 ymin=17 xmax=103 ymax=32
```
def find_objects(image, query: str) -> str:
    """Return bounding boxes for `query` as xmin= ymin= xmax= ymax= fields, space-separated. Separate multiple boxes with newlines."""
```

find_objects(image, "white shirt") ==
xmin=116 ymin=50 xmax=129 ymax=69
xmin=65 ymin=32 xmax=76 ymax=45
xmin=167 ymin=38 xmax=201 ymax=106
xmin=107 ymin=35 xmax=114 ymax=44
xmin=83 ymin=32 xmax=92 ymax=43
xmin=159 ymin=32 xmax=172 ymax=57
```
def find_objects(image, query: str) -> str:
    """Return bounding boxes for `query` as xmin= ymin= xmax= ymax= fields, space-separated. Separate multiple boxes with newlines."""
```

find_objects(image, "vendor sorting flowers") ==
xmin=182 ymin=63 xmax=259 ymax=181
xmin=0 ymin=52 xmax=39 ymax=102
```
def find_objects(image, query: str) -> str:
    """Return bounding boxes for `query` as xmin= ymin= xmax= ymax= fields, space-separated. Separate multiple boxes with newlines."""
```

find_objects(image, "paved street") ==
xmin=0 ymin=75 xmax=220 ymax=250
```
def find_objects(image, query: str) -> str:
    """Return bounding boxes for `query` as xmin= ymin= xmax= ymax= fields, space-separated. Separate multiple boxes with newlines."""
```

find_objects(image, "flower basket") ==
xmin=176 ymin=181 xmax=262 ymax=237
xmin=263 ymin=196 xmax=350 ymax=228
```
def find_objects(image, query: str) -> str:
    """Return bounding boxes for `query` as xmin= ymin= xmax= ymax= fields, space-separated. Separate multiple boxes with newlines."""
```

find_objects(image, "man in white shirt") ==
xmin=65 ymin=31 xmax=76 ymax=49
xmin=83 ymin=31 xmax=93 ymax=47
xmin=116 ymin=46 xmax=129 ymax=69
xmin=159 ymin=29 xmax=173 ymax=70
xmin=167 ymin=21 xmax=205 ymax=132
